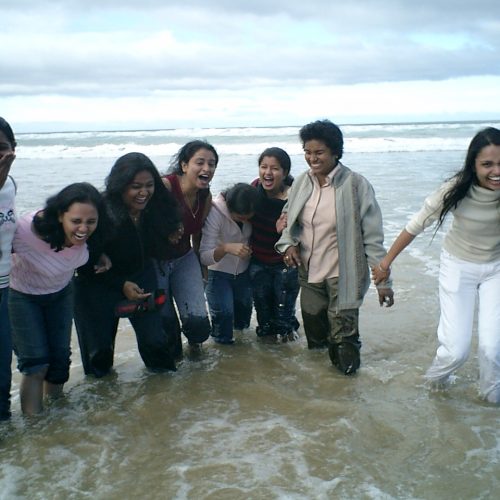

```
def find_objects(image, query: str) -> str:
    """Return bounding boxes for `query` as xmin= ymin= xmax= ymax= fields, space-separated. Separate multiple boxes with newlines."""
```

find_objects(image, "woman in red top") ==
xmin=157 ymin=140 xmax=217 ymax=359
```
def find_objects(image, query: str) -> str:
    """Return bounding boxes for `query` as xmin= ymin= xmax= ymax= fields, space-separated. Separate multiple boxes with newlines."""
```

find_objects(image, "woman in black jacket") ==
xmin=74 ymin=152 xmax=181 ymax=377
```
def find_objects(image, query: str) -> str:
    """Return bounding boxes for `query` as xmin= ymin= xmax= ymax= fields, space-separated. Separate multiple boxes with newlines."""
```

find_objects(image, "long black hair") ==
xmin=104 ymin=152 xmax=180 ymax=258
xmin=33 ymin=182 xmax=102 ymax=251
xmin=437 ymin=127 xmax=500 ymax=229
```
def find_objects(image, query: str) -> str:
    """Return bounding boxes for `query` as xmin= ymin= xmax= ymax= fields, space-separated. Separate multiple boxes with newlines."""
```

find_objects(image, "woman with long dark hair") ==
xmin=74 ymin=152 xmax=181 ymax=377
xmin=156 ymin=141 xmax=217 ymax=358
xmin=9 ymin=182 xmax=101 ymax=415
xmin=374 ymin=127 xmax=500 ymax=403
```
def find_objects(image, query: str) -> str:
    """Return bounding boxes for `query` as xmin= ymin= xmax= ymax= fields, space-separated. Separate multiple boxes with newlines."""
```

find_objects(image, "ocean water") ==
xmin=1 ymin=121 xmax=499 ymax=499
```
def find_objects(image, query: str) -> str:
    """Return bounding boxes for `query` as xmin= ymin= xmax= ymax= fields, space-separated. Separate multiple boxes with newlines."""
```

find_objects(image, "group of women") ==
xmin=1 ymin=116 xmax=499 ymax=420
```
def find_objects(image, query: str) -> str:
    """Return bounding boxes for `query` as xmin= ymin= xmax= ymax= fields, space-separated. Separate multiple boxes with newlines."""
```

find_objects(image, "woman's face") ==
xmin=122 ymin=170 xmax=155 ymax=212
xmin=303 ymin=139 xmax=337 ymax=178
xmin=259 ymin=155 xmax=285 ymax=194
xmin=59 ymin=202 xmax=98 ymax=247
xmin=474 ymin=144 xmax=500 ymax=191
xmin=181 ymin=148 xmax=217 ymax=190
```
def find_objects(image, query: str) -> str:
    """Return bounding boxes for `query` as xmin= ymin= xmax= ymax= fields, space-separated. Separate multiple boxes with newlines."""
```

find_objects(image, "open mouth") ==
xmin=262 ymin=176 xmax=275 ymax=188
xmin=73 ymin=232 xmax=88 ymax=243
xmin=198 ymin=174 xmax=211 ymax=185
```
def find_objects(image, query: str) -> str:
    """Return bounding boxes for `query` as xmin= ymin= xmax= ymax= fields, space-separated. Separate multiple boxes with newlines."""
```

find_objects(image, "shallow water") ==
xmin=2 ymin=259 xmax=498 ymax=499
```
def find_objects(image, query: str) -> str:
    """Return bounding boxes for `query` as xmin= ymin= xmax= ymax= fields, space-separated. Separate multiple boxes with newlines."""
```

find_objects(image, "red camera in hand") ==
xmin=114 ymin=289 xmax=167 ymax=318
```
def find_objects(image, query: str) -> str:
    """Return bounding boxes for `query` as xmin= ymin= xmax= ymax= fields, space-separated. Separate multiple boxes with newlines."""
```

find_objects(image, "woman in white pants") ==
xmin=373 ymin=127 xmax=500 ymax=403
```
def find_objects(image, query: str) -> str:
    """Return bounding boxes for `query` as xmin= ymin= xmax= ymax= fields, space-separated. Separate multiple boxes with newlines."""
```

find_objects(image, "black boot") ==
xmin=328 ymin=335 xmax=362 ymax=375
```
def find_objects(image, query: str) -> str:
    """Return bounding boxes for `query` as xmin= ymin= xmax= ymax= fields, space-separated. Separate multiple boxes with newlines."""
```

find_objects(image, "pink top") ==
xmin=10 ymin=212 xmax=89 ymax=295
xmin=299 ymin=167 xmax=340 ymax=283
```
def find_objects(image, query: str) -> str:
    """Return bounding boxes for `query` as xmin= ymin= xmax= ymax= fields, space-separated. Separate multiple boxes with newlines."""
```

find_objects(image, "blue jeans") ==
xmin=0 ymin=288 xmax=12 ymax=419
xmin=155 ymin=250 xmax=211 ymax=358
xmin=205 ymin=269 xmax=252 ymax=342
xmin=249 ymin=259 xmax=300 ymax=337
xmin=74 ymin=259 xmax=175 ymax=377
xmin=9 ymin=284 xmax=73 ymax=384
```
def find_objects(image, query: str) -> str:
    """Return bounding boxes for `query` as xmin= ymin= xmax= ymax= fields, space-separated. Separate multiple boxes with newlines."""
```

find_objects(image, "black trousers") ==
xmin=73 ymin=261 xmax=175 ymax=377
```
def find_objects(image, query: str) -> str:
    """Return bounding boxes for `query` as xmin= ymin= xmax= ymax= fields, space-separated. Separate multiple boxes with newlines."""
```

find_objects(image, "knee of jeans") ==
xmin=183 ymin=316 xmax=211 ymax=343
xmin=17 ymin=356 xmax=50 ymax=377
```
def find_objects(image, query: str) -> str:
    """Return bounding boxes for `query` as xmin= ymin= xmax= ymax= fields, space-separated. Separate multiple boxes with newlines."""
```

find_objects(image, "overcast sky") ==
xmin=2 ymin=0 xmax=500 ymax=132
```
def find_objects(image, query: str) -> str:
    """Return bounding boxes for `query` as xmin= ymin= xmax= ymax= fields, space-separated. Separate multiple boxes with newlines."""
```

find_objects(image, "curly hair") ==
xmin=299 ymin=119 xmax=344 ymax=159
xmin=33 ymin=182 xmax=102 ymax=251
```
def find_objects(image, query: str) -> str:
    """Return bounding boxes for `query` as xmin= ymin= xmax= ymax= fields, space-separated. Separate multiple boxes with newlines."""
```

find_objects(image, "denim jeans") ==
xmin=155 ymin=250 xmax=211 ymax=357
xmin=9 ymin=284 xmax=73 ymax=384
xmin=74 ymin=259 xmax=175 ymax=377
xmin=249 ymin=259 xmax=300 ymax=337
xmin=0 ymin=288 xmax=12 ymax=419
xmin=205 ymin=269 xmax=252 ymax=342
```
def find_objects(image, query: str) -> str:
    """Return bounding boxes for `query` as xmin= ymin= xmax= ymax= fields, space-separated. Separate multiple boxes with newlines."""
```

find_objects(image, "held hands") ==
xmin=371 ymin=261 xmax=391 ymax=285
xmin=225 ymin=243 xmax=252 ymax=259
xmin=377 ymin=288 xmax=394 ymax=307
xmin=283 ymin=246 xmax=301 ymax=268
xmin=123 ymin=281 xmax=151 ymax=301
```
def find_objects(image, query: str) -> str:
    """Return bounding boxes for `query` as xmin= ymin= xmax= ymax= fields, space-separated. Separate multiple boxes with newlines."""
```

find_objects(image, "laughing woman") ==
xmin=9 ymin=183 xmax=101 ymax=415
xmin=200 ymin=183 xmax=258 ymax=344
xmin=74 ymin=153 xmax=180 ymax=377
xmin=249 ymin=147 xmax=300 ymax=342
xmin=373 ymin=127 xmax=500 ymax=403
xmin=156 ymin=141 xmax=217 ymax=358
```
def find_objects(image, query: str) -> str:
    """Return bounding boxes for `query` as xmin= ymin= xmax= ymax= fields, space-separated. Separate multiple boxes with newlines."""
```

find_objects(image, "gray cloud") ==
xmin=1 ymin=1 xmax=500 ymax=97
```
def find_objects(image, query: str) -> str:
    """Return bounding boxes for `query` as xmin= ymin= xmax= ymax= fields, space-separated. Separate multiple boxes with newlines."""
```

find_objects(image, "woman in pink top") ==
xmin=9 ymin=183 xmax=101 ymax=415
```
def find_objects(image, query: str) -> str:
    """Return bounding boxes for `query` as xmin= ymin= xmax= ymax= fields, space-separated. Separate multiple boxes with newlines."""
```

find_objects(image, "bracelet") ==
xmin=378 ymin=264 xmax=389 ymax=273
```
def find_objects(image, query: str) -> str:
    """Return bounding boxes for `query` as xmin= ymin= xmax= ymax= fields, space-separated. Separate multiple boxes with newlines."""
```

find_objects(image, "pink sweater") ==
xmin=10 ymin=212 xmax=89 ymax=295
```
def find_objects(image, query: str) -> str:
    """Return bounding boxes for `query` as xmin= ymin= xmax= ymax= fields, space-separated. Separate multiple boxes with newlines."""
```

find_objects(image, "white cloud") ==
xmin=2 ymin=1 xmax=500 ymax=130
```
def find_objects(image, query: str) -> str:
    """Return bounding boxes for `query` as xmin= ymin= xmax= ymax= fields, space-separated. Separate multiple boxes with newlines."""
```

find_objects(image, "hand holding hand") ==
xmin=371 ymin=261 xmax=391 ymax=285
xmin=377 ymin=288 xmax=394 ymax=307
